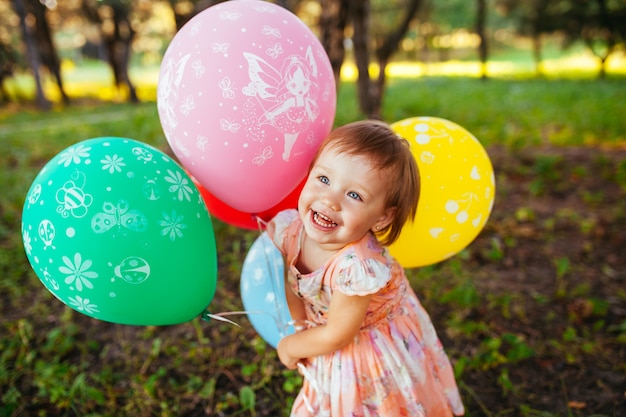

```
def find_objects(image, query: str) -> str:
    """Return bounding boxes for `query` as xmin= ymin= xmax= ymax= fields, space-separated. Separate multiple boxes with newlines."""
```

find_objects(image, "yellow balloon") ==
xmin=389 ymin=117 xmax=495 ymax=268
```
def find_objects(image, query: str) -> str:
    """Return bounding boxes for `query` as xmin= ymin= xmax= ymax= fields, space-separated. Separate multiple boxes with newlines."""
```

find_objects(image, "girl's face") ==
xmin=298 ymin=146 xmax=395 ymax=251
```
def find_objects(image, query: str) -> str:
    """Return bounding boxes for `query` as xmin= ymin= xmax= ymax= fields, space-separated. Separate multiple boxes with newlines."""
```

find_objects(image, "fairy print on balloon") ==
xmin=157 ymin=0 xmax=336 ymax=213
xmin=157 ymin=52 xmax=188 ymax=135
xmin=242 ymin=48 xmax=320 ymax=162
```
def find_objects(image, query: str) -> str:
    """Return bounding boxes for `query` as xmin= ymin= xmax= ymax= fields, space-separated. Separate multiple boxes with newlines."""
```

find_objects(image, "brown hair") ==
xmin=310 ymin=120 xmax=420 ymax=246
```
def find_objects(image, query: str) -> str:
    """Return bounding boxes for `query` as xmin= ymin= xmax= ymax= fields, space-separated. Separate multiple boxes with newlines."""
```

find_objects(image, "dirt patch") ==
xmin=448 ymin=144 xmax=626 ymax=416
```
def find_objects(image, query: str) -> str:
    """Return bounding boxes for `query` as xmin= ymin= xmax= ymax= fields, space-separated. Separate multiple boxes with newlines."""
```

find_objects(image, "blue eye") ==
xmin=347 ymin=191 xmax=361 ymax=201
xmin=319 ymin=176 xmax=330 ymax=185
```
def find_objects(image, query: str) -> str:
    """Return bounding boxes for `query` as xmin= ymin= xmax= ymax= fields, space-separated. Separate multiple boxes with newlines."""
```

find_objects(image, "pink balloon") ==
xmin=157 ymin=0 xmax=336 ymax=213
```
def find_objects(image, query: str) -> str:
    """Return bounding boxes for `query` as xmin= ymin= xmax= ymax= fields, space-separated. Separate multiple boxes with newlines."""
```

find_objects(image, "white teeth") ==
xmin=313 ymin=212 xmax=336 ymax=228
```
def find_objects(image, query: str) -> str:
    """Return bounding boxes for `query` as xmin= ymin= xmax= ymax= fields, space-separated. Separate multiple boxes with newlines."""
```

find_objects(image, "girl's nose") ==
xmin=321 ymin=191 xmax=339 ymax=211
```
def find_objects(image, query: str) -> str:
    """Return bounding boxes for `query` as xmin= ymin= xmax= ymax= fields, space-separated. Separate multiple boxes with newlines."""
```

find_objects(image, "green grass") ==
xmin=1 ymin=72 xmax=626 ymax=415
xmin=337 ymin=77 xmax=626 ymax=147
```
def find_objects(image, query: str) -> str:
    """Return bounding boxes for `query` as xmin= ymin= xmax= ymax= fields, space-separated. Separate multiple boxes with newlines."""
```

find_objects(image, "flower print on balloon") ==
xmin=242 ymin=47 xmax=321 ymax=161
xmin=21 ymin=137 xmax=218 ymax=326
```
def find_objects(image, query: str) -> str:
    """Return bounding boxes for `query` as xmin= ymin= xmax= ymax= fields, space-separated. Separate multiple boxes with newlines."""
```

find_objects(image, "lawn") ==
xmin=1 ymin=62 xmax=626 ymax=416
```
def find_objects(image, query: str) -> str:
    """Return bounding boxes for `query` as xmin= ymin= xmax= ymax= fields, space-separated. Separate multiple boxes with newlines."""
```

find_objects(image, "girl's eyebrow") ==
xmin=312 ymin=161 xmax=373 ymax=198
xmin=311 ymin=162 xmax=330 ymax=173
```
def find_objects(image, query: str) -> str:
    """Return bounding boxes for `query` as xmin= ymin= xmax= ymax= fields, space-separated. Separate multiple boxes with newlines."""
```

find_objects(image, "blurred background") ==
xmin=1 ymin=0 xmax=624 ymax=112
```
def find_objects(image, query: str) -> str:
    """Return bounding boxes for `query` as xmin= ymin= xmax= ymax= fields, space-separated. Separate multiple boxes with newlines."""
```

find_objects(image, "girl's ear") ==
xmin=372 ymin=207 xmax=396 ymax=232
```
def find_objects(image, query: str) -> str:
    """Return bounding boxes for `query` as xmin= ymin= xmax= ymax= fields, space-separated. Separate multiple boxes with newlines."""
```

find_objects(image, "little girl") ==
xmin=266 ymin=120 xmax=465 ymax=416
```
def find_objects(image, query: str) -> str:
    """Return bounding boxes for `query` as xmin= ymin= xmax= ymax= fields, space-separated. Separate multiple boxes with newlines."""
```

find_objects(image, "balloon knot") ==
xmin=201 ymin=310 xmax=213 ymax=322
xmin=201 ymin=310 xmax=242 ymax=327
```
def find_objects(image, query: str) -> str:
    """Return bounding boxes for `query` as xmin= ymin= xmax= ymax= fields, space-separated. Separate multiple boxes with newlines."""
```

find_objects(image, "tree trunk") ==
xmin=374 ymin=0 xmax=422 ymax=118
xmin=82 ymin=0 xmax=139 ymax=102
xmin=107 ymin=2 xmax=138 ymax=102
xmin=531 ymin=1 xmax=547 ymax=78
xmin=532 ymin=33 xmax=543 ymax=77
xmin=0 ymin=41 xmax=17 ymax=103
xmin=11 ymin=0 xmax=50 ymax=110
xmin=350 ymin=0 xmax=422 ymax=119
xmin=348 ymin=0 xmax=373 ymax=117
xmin=24 ymin=0 xmax=69 ymax=104
xmin=476 ymin=0 xmax=488 ymax=80
xmin=167 ymin=0 xmax=230 ymax=31
xmin=319 ymin=0 xmax=349 ymax=86
xmin=593 ymin=0 xmax=613 ymax=80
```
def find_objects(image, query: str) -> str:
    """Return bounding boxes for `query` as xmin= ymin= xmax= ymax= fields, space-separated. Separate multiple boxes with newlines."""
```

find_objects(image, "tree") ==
xmin=498 ymin=0 xmax=626 ymax=79
xmin=166 ymin=0 xmax=229 ymax=31
xmin=574 ymin=0 xmax=626 ymax=79
xmin=475 ymin=0 xmax=488 ymax=79
xmin=496 ymin=0 xmax=562 ymax=77
xmin=11 ymin=0 xmax=49 ymax=109
xmin=82 ymin=0 xmax=139 ymax=102
xmin=526 ymin=1 xmax=550 ymax=77
xmin=336 ymin=0 xmax=422 ymax=118
xmin=319 ymin=0 xmax=348 ymax=83
xmin=418 ymin=0 xmax=497 ymax=78
xmin=10 ymin=0 xmax=70 ymax=109
xmin=0 ymin=40 xmax=18 ymax=103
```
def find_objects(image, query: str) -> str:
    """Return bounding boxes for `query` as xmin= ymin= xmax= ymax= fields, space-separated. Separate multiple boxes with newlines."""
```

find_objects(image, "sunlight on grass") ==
xmin=340 ymin=51 xmax=626 ymax=81
xmin=2 ymin=62 xmax=162 ymax=104
xmin=2 ymin=51 xmax=624 ymax=105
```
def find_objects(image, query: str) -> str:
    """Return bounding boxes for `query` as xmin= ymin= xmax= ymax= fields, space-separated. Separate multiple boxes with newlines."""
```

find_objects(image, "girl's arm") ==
xmin=283 ymin=265 xmax=306 ymax=323
xmin=277 ymin=290 xmax=372 ymax=369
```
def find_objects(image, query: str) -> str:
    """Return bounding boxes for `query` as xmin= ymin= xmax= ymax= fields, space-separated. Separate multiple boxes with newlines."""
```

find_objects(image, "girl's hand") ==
xmin=275 ymin=292 xmax=373 ymax=363
xmin=277 ymin=336 xmax=300 ymax=369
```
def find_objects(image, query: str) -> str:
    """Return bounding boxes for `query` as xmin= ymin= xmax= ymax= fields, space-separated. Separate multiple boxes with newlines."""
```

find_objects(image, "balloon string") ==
xmin=202 ymin=309 xmax=306 ymax=336
xmin=211 ymin=216 xmax=321 ymax=406
xmin=255 ymin=215 xmax=268 ymax=228
xmin=202 ymin=311 xmax=243 ymax=327
xmin=201 ymin=309 xmax=277 ymax=328
xmin=203 ymin=216 xmax=290 ymax=337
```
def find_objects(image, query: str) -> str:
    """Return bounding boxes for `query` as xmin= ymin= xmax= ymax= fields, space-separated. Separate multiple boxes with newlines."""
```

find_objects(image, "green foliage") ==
xmin=382 ymin=77 xmax=626 ymax=147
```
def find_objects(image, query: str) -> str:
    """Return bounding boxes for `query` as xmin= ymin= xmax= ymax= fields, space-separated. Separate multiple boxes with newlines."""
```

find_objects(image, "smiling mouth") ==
xmin=313 ymin=211 xmax=337 ymax=228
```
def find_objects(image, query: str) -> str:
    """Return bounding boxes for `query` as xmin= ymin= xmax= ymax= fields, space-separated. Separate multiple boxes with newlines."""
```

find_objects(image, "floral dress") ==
xmin=267 ymin=210 xmax=465 ymax=417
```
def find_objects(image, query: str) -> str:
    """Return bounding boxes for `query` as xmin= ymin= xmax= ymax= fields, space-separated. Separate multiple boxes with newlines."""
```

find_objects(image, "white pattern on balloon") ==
xmin=91 ymin=200 xmax=148 ymax=237
xmin=59 ymin=252 xmax=98 ymax=292
xmin=55 ymin=171 xmax=93 ymax=219
xmin=157 ymin=54 xmax=190 ymax=135
xmin=242 ymin=47 xmax=320 ymax=162
xmin=156 ymin=0 xmax=336 ymax=213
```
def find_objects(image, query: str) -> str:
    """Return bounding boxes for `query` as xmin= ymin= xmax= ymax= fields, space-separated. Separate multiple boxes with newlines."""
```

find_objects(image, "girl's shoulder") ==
xmin=266 ymin=209 xmax=300 ymax=252
xmin=331 ymin=234 xmax=394 ymax=296
xmin=270 ymin=208 xmax=299 ymax=227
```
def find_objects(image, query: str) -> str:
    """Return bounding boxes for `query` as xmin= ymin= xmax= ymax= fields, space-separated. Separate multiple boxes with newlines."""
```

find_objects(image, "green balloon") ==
xmin=21 ymin=137 xmax=217 ymax=325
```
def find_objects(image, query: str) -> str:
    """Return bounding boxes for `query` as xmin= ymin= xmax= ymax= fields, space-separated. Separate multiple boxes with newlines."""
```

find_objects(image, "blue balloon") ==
xmin=240 ymin=232 xmax=293 ymax=348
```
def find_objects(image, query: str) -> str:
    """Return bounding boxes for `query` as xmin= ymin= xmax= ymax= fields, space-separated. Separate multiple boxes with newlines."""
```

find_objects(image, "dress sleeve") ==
xmin=265 ymin=209 xmax=299 ymax=254
xmin=332 ymin=247 xmax=392 ymax=296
